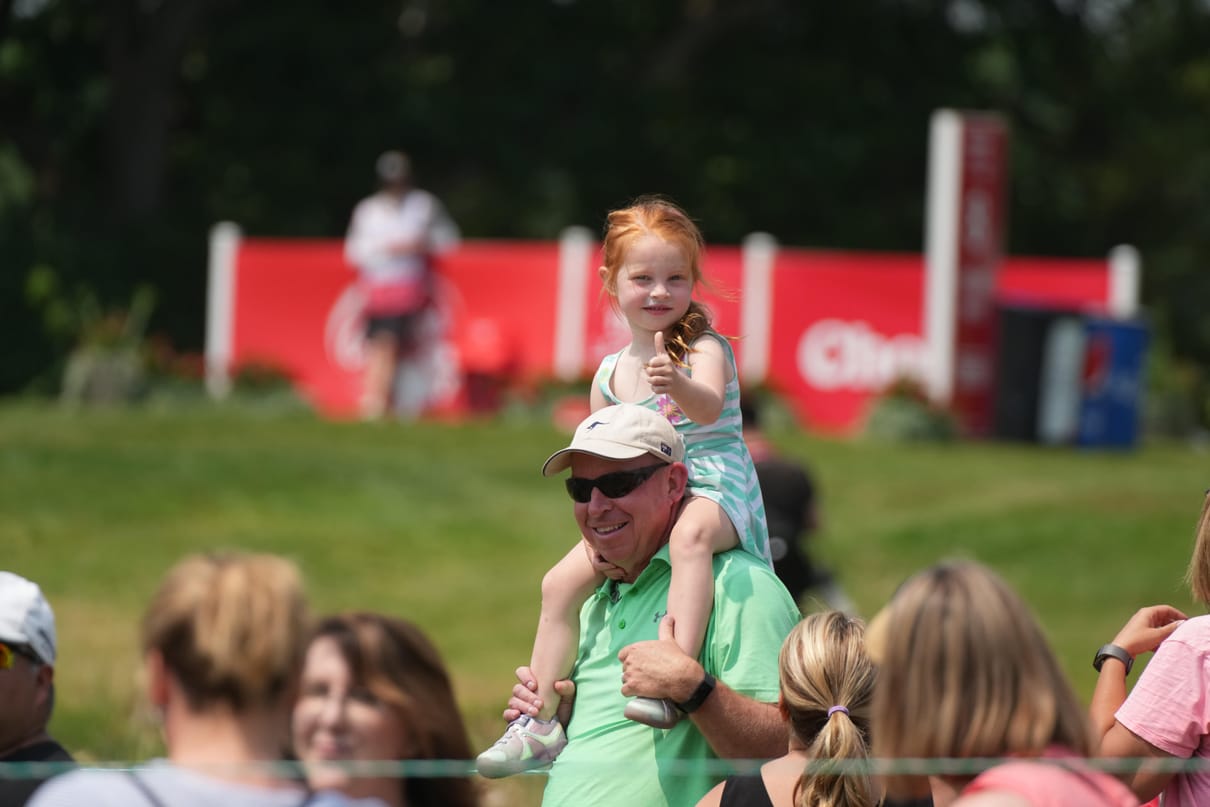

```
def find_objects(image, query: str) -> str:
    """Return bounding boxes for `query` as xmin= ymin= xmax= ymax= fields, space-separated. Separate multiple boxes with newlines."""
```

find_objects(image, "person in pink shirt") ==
xmin=1092 ymin=491 xmax=1210 ymax=806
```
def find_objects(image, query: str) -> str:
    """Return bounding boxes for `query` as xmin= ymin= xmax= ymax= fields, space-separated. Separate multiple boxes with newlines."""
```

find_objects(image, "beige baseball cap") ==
xmin=542 ymin=403 xmax=685 ymax=476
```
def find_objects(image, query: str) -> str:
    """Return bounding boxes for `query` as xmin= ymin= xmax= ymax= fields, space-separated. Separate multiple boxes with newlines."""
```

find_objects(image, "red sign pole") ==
xmin=924 ymin=110 xmax=1009 ymax=436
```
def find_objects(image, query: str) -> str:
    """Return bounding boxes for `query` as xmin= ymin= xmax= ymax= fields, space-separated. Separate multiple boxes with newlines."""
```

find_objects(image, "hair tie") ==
xmin=827 ymin=705 xmax=849 ymax=718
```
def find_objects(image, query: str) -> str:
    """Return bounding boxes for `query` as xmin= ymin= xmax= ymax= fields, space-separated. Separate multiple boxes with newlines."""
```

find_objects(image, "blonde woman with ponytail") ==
xmin=696 ymin=611 xmax=878 ymax=807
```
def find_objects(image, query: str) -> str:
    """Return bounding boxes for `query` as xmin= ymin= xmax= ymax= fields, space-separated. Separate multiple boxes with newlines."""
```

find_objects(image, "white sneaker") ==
xmin=623 ymin=696 xmax=682 ymax=729
xmin=476 ymin=715 xmax=568 ymax=778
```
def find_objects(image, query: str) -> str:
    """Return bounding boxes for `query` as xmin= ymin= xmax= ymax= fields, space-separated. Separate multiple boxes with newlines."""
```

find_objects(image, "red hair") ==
xmin=600 ymin=195 xmax=712 ymax=364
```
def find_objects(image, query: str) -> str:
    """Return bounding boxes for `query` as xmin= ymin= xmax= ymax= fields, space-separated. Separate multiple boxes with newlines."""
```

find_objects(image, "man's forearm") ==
xmin=690 ymin=680 xmax=786 ymax=759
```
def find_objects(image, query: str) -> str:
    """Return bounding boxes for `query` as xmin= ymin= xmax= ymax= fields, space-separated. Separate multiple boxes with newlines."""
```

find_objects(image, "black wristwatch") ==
xmin=1093 ymin=643 xmax=1134 ymax=675
xmin=676 ymin=672 xmax=716 ymax=714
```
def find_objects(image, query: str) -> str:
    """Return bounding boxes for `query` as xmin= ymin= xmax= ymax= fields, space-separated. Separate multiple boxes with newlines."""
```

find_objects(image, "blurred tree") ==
xmin=0 ymin=0 xmax=1206 ymax=421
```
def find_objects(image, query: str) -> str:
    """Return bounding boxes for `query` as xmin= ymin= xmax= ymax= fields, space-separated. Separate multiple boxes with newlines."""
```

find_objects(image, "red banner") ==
xmin=767 ymin=250 xmax=926 ymax=431
xmin=211 ymin=231 xmax=1116 ymax=433
xmin=229 ymin=240 xmax=561 ymax=416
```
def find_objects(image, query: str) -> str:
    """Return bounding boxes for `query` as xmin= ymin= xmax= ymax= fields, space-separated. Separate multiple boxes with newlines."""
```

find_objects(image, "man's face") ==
xmin=569 ymin=453 xmax=687 ymax=582
xmin=0 ymin=643 xmax=51 ymax=755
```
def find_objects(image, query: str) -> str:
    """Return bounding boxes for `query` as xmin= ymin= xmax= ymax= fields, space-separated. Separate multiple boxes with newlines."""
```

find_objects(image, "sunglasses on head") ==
xmin=0 ymin=640 xmax=40 ymax=670
xmin=565 ymin=463 xmax=667 ymax=503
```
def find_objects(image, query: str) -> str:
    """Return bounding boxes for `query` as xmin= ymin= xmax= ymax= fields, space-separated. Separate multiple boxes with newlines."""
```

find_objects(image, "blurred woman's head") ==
xmin=872 ymin=561 xmax=1091 ymax=799
xmin=1185 ymin=491 xmax=1210 ymax=604
xmin=293 ymin=612 xmax=476 ymax=807
xmin=142 ymin=551 xmax=308 ymax=715
xmin=780 ymin=610 xmax=877 ymax=807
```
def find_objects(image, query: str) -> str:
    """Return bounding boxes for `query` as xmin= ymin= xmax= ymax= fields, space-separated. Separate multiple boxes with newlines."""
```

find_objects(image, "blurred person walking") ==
xmin=0 ymin=572 xmax=73 ymax=806
xmin=345 ymin=150 xmax=460 ymax=420
xmin=293 ymin=612 xmax=477 ymax=807
xmin=29 ymin=552 xmax=382 ymax=807
xmin=695 ymin=610 xmax=878 ymax=807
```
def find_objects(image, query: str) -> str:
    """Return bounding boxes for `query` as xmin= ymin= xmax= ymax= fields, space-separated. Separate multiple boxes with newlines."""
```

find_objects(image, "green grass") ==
xmin=1 ymin=399 xmax=1205 ymax=800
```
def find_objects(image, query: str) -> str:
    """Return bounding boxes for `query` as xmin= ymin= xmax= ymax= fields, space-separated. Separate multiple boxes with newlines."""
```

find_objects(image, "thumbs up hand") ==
xmin=645 ymin=331 xmax=676 ymax=395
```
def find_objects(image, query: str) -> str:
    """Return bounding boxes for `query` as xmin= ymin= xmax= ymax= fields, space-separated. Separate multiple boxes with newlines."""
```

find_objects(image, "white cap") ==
xmin=0 ymin=572 xmax=57 ymax=665
xmin=542 ymin=403 xmax=685 ymax=476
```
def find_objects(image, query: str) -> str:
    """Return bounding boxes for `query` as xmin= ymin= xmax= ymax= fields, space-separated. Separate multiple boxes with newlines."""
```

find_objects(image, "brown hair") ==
xmin=142 ymin=552 xmax=309 ymax=712
xmin=781 ymin=611 xmax=877 ymax=807
xmin=600 ymin=195 xmax=712 ymax=365
xmin=1185 ymin=491 xmax=1210 ymax=604
xmin=872 ymin=561 xmax=1093 ymax=799
xmin=312 ymin=612 xmax=477 ymax=807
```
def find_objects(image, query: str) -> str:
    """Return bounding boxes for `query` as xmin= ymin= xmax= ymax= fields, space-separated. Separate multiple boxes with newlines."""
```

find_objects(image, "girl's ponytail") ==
xmin=780 ymin=612 xmax=878 ymax=807
xmin=664 ymin=301 xmax=712 ymax=365
xmin=795 ymin=705 xmax=875 ymax=807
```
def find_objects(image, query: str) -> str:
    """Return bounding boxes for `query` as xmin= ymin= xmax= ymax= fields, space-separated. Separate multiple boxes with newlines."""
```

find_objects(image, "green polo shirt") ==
xmin=542 ymin=544 xmax=799 ymax=807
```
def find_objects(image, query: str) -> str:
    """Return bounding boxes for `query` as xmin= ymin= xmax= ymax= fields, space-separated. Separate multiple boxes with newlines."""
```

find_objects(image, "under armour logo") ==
xmin=653 ymin=610 xmax=667 ymax=623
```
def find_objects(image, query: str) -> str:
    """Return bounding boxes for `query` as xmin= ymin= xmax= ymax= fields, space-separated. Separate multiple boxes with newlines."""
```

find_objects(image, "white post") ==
xmin=740 ymin=232 xmax=777 ymax=385
xmin=1108 ymin=244 xmax=1140 ymax=319
xmin=205 ymin=221 xmax=241 ymax=399
xmin=553 ymin=226 xmax=594 ymax=381
xmin=1036 ymin=316 xmax=1087 ymax=445
xmin=923 ymin=109 xmax=962 ymax=404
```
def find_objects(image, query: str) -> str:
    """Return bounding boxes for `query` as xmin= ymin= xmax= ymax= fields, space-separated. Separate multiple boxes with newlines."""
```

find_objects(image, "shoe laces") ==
xmin=496 ymin=715 xmax=533 ymax=744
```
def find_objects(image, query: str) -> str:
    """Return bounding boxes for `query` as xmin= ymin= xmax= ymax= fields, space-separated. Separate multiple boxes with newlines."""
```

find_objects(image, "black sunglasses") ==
xmin=565 ymin=464 xmax=667 ymax=503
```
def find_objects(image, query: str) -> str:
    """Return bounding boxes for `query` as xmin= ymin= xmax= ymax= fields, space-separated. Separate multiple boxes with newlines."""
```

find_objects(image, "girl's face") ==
xmin=293 ymin=636 xmax=410 ymax=799
xmin=607 ymin=234 xmax=694 ymax=337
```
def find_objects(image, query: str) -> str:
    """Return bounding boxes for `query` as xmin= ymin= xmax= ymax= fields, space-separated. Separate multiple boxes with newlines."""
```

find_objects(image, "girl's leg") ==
xmin=477 ymin=545 xmax=600 ymax=777
xmin=530 ymin=543 xmax=604 ymax=720
xmin=666 ymin=496 xmax=738 ymax=660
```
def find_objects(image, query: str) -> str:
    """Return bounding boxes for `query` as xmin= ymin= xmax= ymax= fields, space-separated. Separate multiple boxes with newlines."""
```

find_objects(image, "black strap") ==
xmin=126 ymin=770 xmax=316 ymax=807
xmin=126 ymin=772 xmax=169 ymax=807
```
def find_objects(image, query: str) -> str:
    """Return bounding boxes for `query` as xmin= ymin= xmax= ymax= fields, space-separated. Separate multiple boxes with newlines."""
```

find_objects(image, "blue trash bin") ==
xmin=1076 ymin=317 xmax=1149 ymax=449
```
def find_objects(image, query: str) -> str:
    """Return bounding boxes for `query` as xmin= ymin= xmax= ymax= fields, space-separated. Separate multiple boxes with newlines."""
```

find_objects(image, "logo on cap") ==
xmin=585 ymin=420 xmax=606 ymax=431
xmin=660 ymin=442 xmax=672 ymax=457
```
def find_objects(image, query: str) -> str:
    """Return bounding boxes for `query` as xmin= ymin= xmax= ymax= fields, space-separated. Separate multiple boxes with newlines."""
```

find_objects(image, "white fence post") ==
xmin=1108 ymin=244 xmax=1141 ymax=319
xmin=740 ymin=232 xmax=777 ymax=385
xmin=205 ymin=221 xmax=241 ymax=399
xmin=553 ymin=226 xmax=594 ymax=381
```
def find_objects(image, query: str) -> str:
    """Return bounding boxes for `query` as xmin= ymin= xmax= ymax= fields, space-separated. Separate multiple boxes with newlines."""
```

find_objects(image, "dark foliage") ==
xmin=2 ymin=0 xmax=1207 ymax=419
